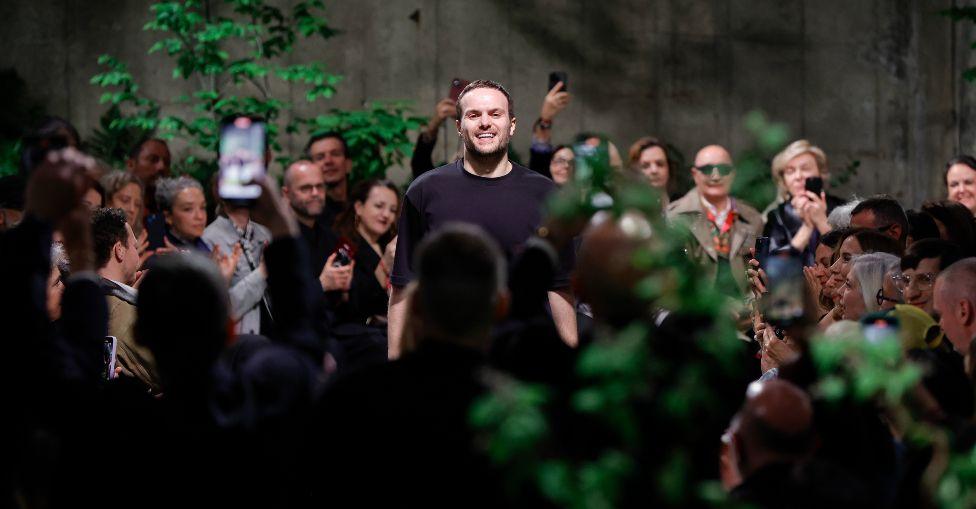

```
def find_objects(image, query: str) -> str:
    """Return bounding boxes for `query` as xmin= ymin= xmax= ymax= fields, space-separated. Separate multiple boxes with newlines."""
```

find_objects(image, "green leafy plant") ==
xmin=89 ymin=0 xmax=422 ymax=182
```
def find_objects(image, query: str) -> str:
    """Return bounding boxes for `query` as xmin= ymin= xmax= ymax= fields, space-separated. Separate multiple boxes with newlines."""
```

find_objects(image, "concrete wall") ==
xmin=0 ymin=0 xmax=970 ymax=206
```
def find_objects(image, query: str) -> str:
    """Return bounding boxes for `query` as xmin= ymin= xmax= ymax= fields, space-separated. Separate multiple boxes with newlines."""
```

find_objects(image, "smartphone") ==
xmin=754 ymin=236 xmax=770 ymax=271
xmin=805 ymin=176 xmax=823 ymax=196
xmin=218 ymin=116 xmax=266 ymax=204
xmin=861 ymin=314 xmax=899 ymax=344
xmin=332 ymin=239 xmax=356 ymax=268
xmin=449 ymin=78 xmax=470 ymax=102
xmin=548 ymin=71 xmax=568 ymax=92
xmin=762 ymin=254 xmax=805 ymax=328
xmin=103 ymin=336 xmax=118 ymax=381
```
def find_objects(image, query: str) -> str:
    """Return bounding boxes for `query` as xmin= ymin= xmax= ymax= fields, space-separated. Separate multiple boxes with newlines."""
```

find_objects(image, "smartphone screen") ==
xmin=449 ymin=78 xmax=470 ymax=102
xmin=218 ymin=116 xmax=266 ymax=202
xmin=548 ymin=71 xmax=568 ymax=92
xmin=762 ymin=254 xmax=805 ymax=328
xmin=103 ymin=336 xmax=118 ymax=381
xmin=754 ymin=236 xmax=770 ymax=271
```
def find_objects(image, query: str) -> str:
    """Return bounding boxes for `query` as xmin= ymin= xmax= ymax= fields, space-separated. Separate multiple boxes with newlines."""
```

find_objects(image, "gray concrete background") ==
xmin=1 ymin=0 xmax=974 ymax=206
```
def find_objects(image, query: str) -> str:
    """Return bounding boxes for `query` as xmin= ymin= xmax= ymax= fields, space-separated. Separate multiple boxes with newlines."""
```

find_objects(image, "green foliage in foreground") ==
xmin=88 ymin=0 xmax=423 ymax=182
xmin=470 ymin=111 xmax=976 ymax=508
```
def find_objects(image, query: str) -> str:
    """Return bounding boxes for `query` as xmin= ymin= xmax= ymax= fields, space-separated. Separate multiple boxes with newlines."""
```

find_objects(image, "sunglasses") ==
xmin=693 ymin=164 xmax=735 ymax=177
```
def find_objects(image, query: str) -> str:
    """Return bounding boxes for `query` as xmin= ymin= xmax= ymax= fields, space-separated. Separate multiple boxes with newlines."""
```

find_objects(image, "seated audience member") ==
xmin=839 ymin=252 xmax=900 ymax=321
xmin=46 ymin=241 xmax=69 ymax=321
xmin=667 ymin=144 xmax=762 ymax=297
xmin=945 ymin=155 xmax=976 ymax=216
xmin=905 ymin=209 xmax=941 ymax=246
xmin=725 ymin=380 xmax=868 ymax=508
xmin=126 ymin=176 xmax=325 ymax=507
xmin=281 ymin=159 xmax=351 ymax=294
xmin=151 ymin=176 xmax=209 ymax=252
xmin=333 ymin=179 xmax=399 ymax=326
xmin=19 ymin=116 xmax=81 ymax=173
xmin=311 ymin=224 xmax=506 ymax=506
xmin=628 ymin=136 xmax=679 ymax=202
xmin=91 ymin=207 xmax=160 ymax=393
xmin=821 ymin=229 xmax=902 ymax=327
xmin=933 ymin=258 xmax=976 ymax=356
xmin=803 ymin=228 xmax=847 ymax=315
xmin=827 ymin=199 xmax=860 ymax=230
xmin=81 ymin=177 xmax=104 ymax=211
xmin=202 ymin=196 xmax=272 ymax=336
xmin=101 ymin=171 xmax=145 ymax=233
xmin=920 ymin=200 xmax=976 ymax=256
xmin=850 ymin=195 xmax=909 ymax=248
xmin=306 ymin=131 xmax=352 ymax=221
xmin=897 ymin=239 xmax=966 ymax=315
xmin=0 ymin=174 xmax=25 ymax=231
xmin=763 ymin=140 xmax=843 ymax=266
xmin=126 ymin=138 xmax=171 ymax=206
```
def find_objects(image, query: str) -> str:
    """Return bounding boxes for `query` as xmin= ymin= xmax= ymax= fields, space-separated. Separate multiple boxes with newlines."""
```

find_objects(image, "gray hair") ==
xmin=101 ymin=171 xmax=144 ymax=199
xmin=51 ymin=241 xmax=70 ymax=280
xmin=827 ymin=199 xmax=861 ymax=230
xmin=850 ymin=252 xmax=900 ymax=314
xmin=155 ymin=176 xmax=203 ymax=213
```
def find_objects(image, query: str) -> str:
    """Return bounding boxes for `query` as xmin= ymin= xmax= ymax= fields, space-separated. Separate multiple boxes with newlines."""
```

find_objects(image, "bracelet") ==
xmin=535 ymin=118 xmax=552 ymax=130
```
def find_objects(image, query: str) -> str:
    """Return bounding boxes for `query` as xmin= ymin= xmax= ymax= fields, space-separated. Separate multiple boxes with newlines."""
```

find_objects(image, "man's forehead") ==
xmin=694 ymin=146 xmax=732 ymax=166
xmin=287 ymin=163 xmax=322 ymax=183
xmin=310 ymin=137 xmax=344 ymax=153
xmin=460 ymin=88 xmax=509 ymax=113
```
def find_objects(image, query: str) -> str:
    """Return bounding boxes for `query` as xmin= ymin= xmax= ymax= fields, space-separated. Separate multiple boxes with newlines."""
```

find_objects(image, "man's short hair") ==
xmin=851 ymin=195 xmax=908 ymax=240
xmin=415 ymin=223 xmax=506 ymax=339
xmin=101 ymin=171 xmax=144 ymax=198
xmin=455 ymin=79 xmax=514 ymax=119
xmin=902 ymin=239 xmax=966 ymax=272
xmin=127 ymin=137 xmax=167 ymax=161
xmin=937 ymin=258 xmax=976 ymax=304
xmin=304 ymin=131 xmax=348 ymax=159
xmin=155 ymin=176 xmax=203 ymax=213
xmin=91 ymin=207 xmax=130 ymax=269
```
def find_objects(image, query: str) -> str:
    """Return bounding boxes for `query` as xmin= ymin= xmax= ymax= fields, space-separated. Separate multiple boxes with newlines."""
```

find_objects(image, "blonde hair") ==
xmin=770 ymin=140 xmax=828 ymax=199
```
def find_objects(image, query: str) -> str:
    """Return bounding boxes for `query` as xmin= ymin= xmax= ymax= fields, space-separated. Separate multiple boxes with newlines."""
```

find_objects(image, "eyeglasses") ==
xmin=876 ymin=288 xmax=903 ymax=307
xmin=875 ymin=224 xmax=897 ymax=234
xmin=551 ymin=157 xmax=574 ymax=167
xmin=892 ymin=272 xmax=937 ymax=292
xmin=693 ymin=164 xmax=735 ymax=177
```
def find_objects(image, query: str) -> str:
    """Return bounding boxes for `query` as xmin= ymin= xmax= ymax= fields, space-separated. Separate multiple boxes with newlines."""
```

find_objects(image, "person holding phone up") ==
xmin=762 ymin=140 xmax=845 ymax=267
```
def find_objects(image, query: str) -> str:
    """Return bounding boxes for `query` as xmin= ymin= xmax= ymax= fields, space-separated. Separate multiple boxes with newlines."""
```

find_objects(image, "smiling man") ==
xmin=666 ymin=145 xmax=762 ymax=296
xmin=388 ymin=79 xmax=577 ymax=358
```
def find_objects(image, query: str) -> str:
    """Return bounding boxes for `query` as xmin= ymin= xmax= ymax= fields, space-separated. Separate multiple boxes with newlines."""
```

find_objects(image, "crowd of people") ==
xmin=3 ymin=77 xmax=976 ymax=508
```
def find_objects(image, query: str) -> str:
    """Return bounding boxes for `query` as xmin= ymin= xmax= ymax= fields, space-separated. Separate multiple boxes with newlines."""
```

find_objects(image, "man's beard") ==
xmin=463 ymin=132 xmax=509 ymax=164
xmin=291 ymin=198 xmax=324 ymax=220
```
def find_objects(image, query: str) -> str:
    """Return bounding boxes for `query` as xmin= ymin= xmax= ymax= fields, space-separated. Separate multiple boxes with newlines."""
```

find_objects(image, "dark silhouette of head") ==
xmin=730 ymin=380 xmax=815 ymax=480
xmin=135 ymin=252 xmax=229 ymax=392
xmin=409 ymin=223 xmax=507 ymax=350
xmin=575 ymin=218 xmax=652 ymax=328
xmin=851 ymin=196 xmax=909 ymax=247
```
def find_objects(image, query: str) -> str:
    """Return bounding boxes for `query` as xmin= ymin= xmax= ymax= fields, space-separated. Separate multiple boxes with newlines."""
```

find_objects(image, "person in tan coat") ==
xmin=666 ymin=145 xmax=762 ymax=297
xmin=92 ymin=207 xmax=161 ymax=393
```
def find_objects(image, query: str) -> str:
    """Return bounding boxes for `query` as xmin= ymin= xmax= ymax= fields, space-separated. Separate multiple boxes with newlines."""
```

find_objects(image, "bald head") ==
xmin=934 ymin=258 xmax=976 ymax=353
xmin=575 ymin=217 xmax=651 ymax=327
xmin=691 ymin=145 xmax=734 ymax=205
xmin=282 ymin=159 xmax=325 ymax=223
xmin=731 ymin=380 xmax=814 ymax=478
xmin=694 ymin=145 xmax=733 ymax=167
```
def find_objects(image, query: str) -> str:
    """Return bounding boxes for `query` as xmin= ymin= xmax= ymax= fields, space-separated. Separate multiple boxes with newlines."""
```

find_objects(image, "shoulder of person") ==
xmin=736 ymin=200 xmax=763 ymax=225
xmin=666 ymin=188 xmax=702 ymax=216
xmin=202 ymin=216 xmax=231 ymax=240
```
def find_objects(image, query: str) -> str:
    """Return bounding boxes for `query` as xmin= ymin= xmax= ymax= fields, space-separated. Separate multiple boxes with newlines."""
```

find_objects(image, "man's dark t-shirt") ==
xmin=391 ymin=159 xmax=572 ymax=289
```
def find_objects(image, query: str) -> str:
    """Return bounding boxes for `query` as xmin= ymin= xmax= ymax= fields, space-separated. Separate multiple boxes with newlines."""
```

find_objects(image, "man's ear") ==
xmin=114 ymin=241 xmax=126 ymax=263
xmin=509 ymin=116 xmax=517 ymax=136
xmin=456 ymin=118 xmax=462 ymax=136
xmin=961 ymin=299 xmax=976 ymax=327
xmin=888 ymin=224 xmax=904 ymax=243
